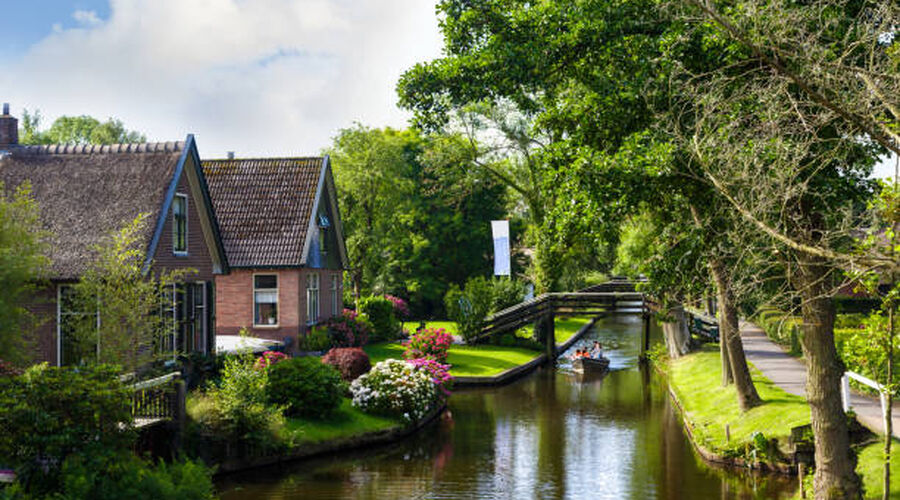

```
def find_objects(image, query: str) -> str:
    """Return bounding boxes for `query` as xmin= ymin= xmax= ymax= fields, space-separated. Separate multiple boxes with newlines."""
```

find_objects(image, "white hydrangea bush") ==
xmin=350 ymin=359 xmax=438 ymax=422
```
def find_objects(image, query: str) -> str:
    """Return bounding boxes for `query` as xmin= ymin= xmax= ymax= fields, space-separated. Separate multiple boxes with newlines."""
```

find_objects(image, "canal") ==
xmin=217 ymin=315 xmax=797 ymax=499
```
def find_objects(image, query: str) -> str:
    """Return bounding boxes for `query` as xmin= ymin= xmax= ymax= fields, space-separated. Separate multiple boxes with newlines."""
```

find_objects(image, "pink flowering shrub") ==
xmin=254 ymin=350 xmax=288 ymax=370
xmin=403 ymin=328 xmax=452 ymax=363
xmin=406 ymin=358 xmax=453 ymax=396
xmin=325 ymin=309 xmax=372 ymax=347
xmin=384 ymin=294 xmax=409 ymax=319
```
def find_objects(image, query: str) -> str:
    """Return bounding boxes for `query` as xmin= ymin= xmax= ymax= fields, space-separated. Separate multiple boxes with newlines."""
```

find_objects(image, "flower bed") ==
xmin=403 ymin=327 xmax=452 ymax=363
xmin=350 ymin=358 xmax=451 ymax=422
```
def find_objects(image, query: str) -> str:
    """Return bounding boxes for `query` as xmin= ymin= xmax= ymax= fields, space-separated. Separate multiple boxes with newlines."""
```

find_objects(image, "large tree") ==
xmin=326 ymin=125 xmax=507 ymax=316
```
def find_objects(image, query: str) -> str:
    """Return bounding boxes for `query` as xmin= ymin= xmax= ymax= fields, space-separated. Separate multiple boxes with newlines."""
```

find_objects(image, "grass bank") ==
xmin=280 ymin=398 xmax=400 ymax=445
xmin=554 ymin=316 xmax=593 ymax=344
xmin=371 ymin=316 xmax=595 ymax=378
xmin=666 ymin=344 xmax=810 ymax=462
xmin=401 ymin=320 xmax=458 ymax=335
xmin=365 ymin=342 xmax=542 ymax=378
xmin=856 ymin=439 xmax=900 ymax=499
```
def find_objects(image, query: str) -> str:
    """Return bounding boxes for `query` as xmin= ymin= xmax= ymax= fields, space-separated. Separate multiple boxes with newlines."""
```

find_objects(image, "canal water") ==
xmin=217 ymin=315 xmax=797 ymax=499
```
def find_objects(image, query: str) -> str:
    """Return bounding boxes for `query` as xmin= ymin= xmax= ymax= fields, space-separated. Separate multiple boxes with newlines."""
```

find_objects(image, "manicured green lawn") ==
xmin=401 ymin=320 xmax=458 ymax=335
xmin=554 ymin=316 xmax=593 ymax=344
xmin=856 ymin=439 xmax=900 ymax=499
xmin=668 ymin=344 xmax=810 ymax=454
xmin=281 ymin=398 xmax=400 ymax=445
xmin=364 ymin=342 xmax=542 ymax=378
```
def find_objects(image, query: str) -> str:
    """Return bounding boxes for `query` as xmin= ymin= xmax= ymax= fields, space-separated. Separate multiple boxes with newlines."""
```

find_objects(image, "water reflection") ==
xmin=217 ymin=315 xmax=796 ymax=499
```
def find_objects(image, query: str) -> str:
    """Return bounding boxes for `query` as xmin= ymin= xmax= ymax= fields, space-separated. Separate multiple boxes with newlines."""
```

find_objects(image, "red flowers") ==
xmin=254 ymin=350 xmax=288 ymax=370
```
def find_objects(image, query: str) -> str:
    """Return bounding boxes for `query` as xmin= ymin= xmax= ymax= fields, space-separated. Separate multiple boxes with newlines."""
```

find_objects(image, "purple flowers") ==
xmin=384 ymin=294 xmax=409 ymax=318
xmin=406 ymin=357 xmax=453 ymax=396
xmin=326 ymin=309 xmax=371 ymax=347
xmin=403 ymin=327 xmax=453 ymax=363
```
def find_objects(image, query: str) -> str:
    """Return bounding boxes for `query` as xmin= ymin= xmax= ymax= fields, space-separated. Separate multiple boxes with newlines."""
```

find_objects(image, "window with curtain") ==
xmin=254 ymin=275 xmax=278 ymax=326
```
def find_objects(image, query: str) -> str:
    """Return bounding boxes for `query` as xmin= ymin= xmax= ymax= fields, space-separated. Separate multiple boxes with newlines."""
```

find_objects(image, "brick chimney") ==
xmin=0 ymin=104 xmax=18 ymax=147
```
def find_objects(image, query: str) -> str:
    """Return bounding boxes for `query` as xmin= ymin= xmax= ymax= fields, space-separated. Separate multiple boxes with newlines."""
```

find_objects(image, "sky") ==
xmin=0 ymin=0 xmax=443 ymax=158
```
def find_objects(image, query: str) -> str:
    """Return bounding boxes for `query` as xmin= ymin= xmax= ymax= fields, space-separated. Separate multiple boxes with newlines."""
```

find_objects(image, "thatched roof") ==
xmin=202 ymin=157 xmax=324 ymax=268
xmin=0 ymin=142 xmax=185 ymax=279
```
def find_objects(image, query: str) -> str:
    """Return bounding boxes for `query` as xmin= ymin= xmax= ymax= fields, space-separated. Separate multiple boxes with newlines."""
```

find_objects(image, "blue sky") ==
xmin=0 ymin=1 xmax=442 ymax=157
xmin=0 ymin=1 xmax=109 ymax=59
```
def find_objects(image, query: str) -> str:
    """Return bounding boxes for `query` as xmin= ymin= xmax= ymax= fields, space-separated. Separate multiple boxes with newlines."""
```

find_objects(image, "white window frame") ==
xmin=173 ymin=193 xmax=188 ymax=256
xmin=253 ymin=274 xmax=279 ymax=328
xmin=307 ymin=273 xmax=320 ymax=325
xmin=331 ymin=274 xmax=340 ymax=316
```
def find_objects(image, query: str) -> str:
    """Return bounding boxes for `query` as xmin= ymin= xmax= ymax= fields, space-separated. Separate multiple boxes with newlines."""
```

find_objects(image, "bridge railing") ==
xmin=130 ymin=371 xmax=184 ymax=427
xmin=474 ymin=290 xmax=647 ymax=343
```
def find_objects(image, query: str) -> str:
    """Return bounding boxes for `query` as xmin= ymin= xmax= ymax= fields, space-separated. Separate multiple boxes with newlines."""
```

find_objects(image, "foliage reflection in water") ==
xmin=217 ymin=315 xmax=796 ymax=499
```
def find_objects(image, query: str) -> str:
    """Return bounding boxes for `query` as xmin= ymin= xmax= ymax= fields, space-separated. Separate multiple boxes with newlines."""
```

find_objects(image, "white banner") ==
xmin=491 ymin=220 xmax=510 ymax=276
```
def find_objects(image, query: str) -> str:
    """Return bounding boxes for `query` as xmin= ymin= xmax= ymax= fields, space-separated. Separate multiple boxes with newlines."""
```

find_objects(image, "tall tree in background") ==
xmin=326 ymin=125 xmax=506 ymax=316
xmin=20 ymin=110 xmax=146 ymax=145
xmin=0 ymin=182 xmax=49 ymax=365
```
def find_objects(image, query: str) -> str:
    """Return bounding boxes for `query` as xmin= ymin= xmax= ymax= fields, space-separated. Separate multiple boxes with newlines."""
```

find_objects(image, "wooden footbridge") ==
xmin=475 ymin=280 xmax=653 ymax=359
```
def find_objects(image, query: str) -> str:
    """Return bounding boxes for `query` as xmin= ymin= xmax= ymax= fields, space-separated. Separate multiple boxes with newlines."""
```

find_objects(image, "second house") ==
xmin=203 ymin=156 xmax=349 ymax=351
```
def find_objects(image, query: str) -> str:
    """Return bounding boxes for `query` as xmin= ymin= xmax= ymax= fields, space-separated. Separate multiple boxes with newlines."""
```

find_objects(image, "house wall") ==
xmin=152 ymin=160 xmax=216 ymax=282
xmin=214 ymin=268 xmax=343 ymax=350
xmin=215 ymin=269 xmax=301 ymax=343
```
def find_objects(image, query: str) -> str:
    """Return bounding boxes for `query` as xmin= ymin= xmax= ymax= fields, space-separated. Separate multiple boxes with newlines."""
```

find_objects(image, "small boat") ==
xmin=572 ymin=356 xmax=610 ymax=374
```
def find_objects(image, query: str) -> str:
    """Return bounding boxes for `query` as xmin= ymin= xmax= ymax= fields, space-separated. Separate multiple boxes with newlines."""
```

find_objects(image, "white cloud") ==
xmin=1 ymin=0 xmax=443 ymax=158
xmin=72 ymin=10 xmax=102 ymax=27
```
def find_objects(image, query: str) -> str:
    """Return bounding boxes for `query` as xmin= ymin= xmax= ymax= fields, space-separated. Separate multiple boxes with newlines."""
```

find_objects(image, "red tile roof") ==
xmin=201 ymin=157 xmax=324 ymax=268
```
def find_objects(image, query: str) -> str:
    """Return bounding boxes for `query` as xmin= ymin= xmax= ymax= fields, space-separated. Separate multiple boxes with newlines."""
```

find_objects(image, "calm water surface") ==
xmin=217 ymin=315 xmax=796 ymax=499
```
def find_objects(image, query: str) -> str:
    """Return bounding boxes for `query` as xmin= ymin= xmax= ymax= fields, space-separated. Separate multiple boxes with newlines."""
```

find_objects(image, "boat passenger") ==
xmin=591 ymin=341 xmax=604 ymax=360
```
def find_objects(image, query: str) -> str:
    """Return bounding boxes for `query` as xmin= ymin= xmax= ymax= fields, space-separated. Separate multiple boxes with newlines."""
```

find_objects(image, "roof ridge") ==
xmin=11 ymin=141 xmax=184 ymax=155
xmin=203 ymin=156 xmax=323 ymax=162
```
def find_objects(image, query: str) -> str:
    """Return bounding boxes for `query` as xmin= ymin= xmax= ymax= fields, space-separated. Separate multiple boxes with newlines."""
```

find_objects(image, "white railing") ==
xmin=841 ymin=371 xmax=891 ymax=436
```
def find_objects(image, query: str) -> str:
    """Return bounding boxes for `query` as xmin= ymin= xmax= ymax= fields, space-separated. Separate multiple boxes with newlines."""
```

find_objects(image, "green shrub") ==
xmin=0 ymin=364 xmax=133 ymax=494
xmin=359 ymin=296 xmax=400 ymax=341
xmin=195 ymin=354 xmax=283 ymax=445
xmin=267 ymin=357 xmax=344 ymax=418
xmin=445 ymin=277 xmax=494 ymax=343
xmin=59 ymin=453 xmax=215 ymax=500
xmin=491 ymin=277 xmax=525 ymax=312
xmin=301 ymin=326 xmax=333 ymax=351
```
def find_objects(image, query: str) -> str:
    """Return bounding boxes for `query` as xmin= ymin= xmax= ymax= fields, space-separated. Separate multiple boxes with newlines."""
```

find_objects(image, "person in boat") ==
xmin=590 ymin=341 xmax=604 ymax=360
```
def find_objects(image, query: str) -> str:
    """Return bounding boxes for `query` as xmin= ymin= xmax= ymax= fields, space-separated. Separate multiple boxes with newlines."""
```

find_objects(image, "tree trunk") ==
xmin=710 ymin=258 xmax=761 ymax=410
xmin=663 ymin=304 xmax=692 ymax=359
xmin=884 ymin=303 xmax=893 ymax=500
xmin=792 ymin=253 xmax=860 ymax=499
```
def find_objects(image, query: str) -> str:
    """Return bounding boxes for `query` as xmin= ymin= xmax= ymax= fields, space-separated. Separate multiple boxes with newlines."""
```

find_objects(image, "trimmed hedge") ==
xmin=755 ymin=308 xmax=802 ymax=355
xmin=267 ymin=357 xmax=344 ymax=419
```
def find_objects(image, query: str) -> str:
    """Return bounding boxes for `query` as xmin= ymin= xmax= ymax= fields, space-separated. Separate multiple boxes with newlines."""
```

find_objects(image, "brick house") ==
xmin=0 ymin=107 xmax=227 ymax=365
xmin=202 ymin=157 xmax=349 ymax=351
